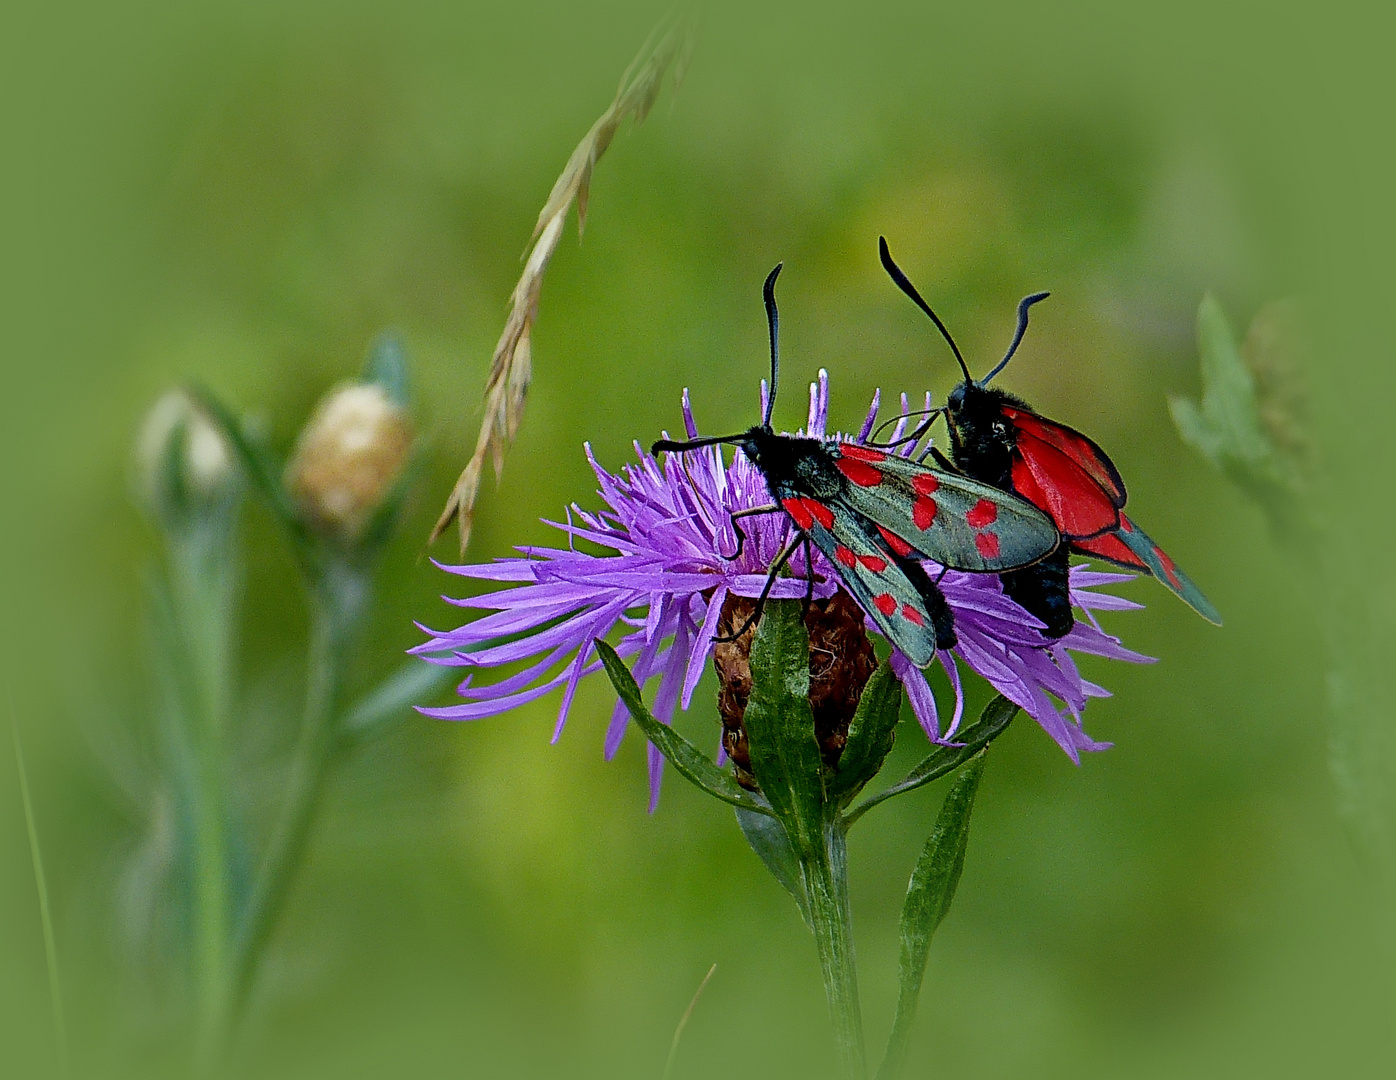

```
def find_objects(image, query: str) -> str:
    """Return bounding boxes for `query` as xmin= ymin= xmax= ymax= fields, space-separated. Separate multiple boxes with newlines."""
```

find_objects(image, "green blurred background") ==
xmin=3 ymin=1 xmax=1393 ymax=1077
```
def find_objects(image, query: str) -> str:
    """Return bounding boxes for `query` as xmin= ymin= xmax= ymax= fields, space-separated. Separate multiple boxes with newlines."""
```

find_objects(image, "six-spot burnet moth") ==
xmin=651 ymin=263 xmax=1060 ymax=667
xmin=877 ymin=236 xmax=1222 ymax=638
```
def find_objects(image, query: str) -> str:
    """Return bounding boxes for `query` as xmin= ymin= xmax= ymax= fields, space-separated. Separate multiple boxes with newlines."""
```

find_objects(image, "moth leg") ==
xmin=920 ymin=445 xmax=958 ymax=471
xmin=723 ymin=504 xmax=782 ymax=561
xmin=714 ymin=535 xmax=801 ymax=643
xmin=868 ymin=406 xmax=942 ymax=447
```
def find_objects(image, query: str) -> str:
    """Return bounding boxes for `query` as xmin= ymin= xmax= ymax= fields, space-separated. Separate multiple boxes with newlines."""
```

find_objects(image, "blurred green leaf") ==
xmin=828 ymin=663 xmax=901 ymax=803
xmin=877 ymin=752 xmax=988 ymax=1080
xmin=342 ymin=660 xmax=452 ymax=742
xmin=1181 ymin=294 xmax=1272 ymax=466
xmin=845 ymin=695 xmax=1016 ymax=826
xmin=363 ymin=332 xmax=409 ymax=406
xmin=188 ymin=385 xmax=312 ymax=564
xmin=736 ymin=805 xmax=811 ymax=927
xmin=742 ymin=601 xmax=827 ymax=856
xmin=595 ymin=641 xmax=767 ymax=814
xmin=1170 ymin=294 xmax=1312 ymax=539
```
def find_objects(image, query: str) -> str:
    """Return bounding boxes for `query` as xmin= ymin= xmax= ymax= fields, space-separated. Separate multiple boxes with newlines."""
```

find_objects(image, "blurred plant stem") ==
xmin=140 ymin=398 xmax=242 ymax=1065
xmin=165 ymin=531 xmax=237 ymax=1066
xmin=128 ymin=341 xmax=450 ymax=1070
xmin=10 ymin=696 xmax=72 ymax=1080
xmin=224 ymin=565 xmax=363 ymax=1042
xmin=1172 ymin=297 xmax=1396 ymax=908
xmin=661 ymin=963 xmax=717 ymax=1080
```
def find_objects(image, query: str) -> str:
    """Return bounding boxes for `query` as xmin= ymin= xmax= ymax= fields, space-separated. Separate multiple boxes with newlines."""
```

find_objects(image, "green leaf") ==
xmin=594 ymin=641 xmax=767 ymax=814
xmin=828 ymin=662 xmax=901 ymax=803
xmin=187 ymin=385 xmax=313 ymax=566
xmin=342 ymin=660 xmax=453 ymax=742
xmin=735 ymin=805 xmax=811 ymax=927
xmin=845 ymin=695 xmax=1016 ymax=826
xmin=363 ymin=331 xmax=410 ymax=406
xmin=1169 ymin=293 xmax=1271 ymax=471
xmin=742 ymin=601 xmax=827 ymax=856
xmin=1197 ymin=294 xmax=1271 ymax=463
xmin=1172 ymin=293 xmax=1314 ymax=542
xmin=877 ymin=752 xmax=988 ymax=1080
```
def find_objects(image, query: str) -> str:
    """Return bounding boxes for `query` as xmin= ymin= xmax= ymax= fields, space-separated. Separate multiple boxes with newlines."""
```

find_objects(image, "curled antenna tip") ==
xmin=981 ymin=291 xmax=1053 ymax=386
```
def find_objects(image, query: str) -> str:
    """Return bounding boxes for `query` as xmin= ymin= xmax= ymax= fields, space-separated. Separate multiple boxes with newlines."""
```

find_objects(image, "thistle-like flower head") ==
xmin=415 ymin=375 xmax=1151 ymax=808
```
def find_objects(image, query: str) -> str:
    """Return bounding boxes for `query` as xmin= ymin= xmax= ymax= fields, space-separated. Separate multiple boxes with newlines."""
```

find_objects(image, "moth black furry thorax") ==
xmin=738 ymin=427 xmax=842 ymax=499
xmin=945 ymin=381 xmax=1025 ymax=492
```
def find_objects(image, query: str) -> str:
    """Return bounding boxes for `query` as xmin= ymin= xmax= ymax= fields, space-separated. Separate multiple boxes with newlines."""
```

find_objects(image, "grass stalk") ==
xmin=10 ymin=695 xmax=72 ymax=1080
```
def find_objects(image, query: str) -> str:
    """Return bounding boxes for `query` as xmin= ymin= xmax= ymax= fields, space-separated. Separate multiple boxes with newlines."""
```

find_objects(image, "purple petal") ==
xmin=940 ymin=649 xmax=966 ymax=738
xmin=857 ymin=389 xmax=882 ymax=441
xmin=681 ymin=585 xmax=727 ymax=709
xmin=682 ymin=388 xmax=699 ymax=439
xmin=892 ymin=650 xmax=943 ymax=742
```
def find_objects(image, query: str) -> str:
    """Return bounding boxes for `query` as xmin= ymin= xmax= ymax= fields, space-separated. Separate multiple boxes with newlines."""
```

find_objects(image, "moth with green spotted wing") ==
xmin=652 ymin=264 xmax=1059 ymax=666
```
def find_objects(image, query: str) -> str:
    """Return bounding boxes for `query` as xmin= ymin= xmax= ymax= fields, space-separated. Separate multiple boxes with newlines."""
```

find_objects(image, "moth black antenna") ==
xmin=762 ymin=263 xmax=783 ymax=428
xmin=652 ymin=433 xmax=743 ymax=455
xmin=981 ymin=292 xmax=1050 ymax=386
xmin=879 ymin=236 xmax=972 ymax=385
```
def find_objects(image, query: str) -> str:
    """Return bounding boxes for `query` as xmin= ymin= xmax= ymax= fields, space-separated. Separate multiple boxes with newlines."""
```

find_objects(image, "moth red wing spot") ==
xmin=834 ymin=545 xmax=858 ymax=569
xmin=783 ymin=497 xmax=835 ymax=530
xmin=877 ymin=526 xmax=915 ymax=558
xmin=912 ymin=473 xmax=940 ymax=496
xmin=873 ymin=593 xmax=898 ymax=617
xmin=839 ymin=444 xmax=889 ymax=464
xmin=781 ymin=497 xmax=814 ymax=530
xmin=1119 ymin=515 xmax=1135 ymax=533
xmin=901 ymin=604 xmax=925 ymax=627
xmin=806 ymin=500 xmax=835 ymax=529
xmin=858 ymin=554 xmax=888 ymax=572
xmin=835 ymin=457 xmax=884 ymax=487
xmin=913 ymin=496 xmax=938 ymax=530
xmin=974 ymin=531 xmax=1001 ymax=559
xmin=966 ymin=498 xmax=998 ymax=528
xmin=1156 ymin=546 xmax=1182 ymax=588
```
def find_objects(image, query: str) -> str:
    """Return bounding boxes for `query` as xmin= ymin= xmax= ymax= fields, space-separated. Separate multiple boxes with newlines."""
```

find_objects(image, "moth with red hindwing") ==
xmin=651 ymin=263 xmax=1060 ymax=667
xmin=877 ymin=236 xmax=1222 ymax=638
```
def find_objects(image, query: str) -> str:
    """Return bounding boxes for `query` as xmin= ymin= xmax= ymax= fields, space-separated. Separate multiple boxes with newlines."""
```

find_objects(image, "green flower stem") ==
xmin=739 ymin=601 xmax=868 ymax=1079
xmin=803 ymin=817 xmax=866 ymax=1080
xmin=162 ymin=529 xmax=237 ymax=1068
xmin=225 ymin=570 xmax=360 ymax=1039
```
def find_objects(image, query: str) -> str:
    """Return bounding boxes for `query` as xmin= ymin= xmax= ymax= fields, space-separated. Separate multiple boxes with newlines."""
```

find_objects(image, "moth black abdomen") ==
xmin=1000 ymin=545 xmax=1072 ymax=639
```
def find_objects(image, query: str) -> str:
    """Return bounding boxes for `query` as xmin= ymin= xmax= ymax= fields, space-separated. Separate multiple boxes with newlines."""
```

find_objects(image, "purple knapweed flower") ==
xmin=414 ymin=373 xmax=1152 ymax=808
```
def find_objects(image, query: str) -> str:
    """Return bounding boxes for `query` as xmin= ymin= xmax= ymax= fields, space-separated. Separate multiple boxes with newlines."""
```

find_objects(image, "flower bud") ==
xmin=136 ymin=389 xmax=236 ymax=522
xmin=284 ymin=382 xmax=413 ymax=543
xmin=714 ymin=589 xmax=878 ymax=792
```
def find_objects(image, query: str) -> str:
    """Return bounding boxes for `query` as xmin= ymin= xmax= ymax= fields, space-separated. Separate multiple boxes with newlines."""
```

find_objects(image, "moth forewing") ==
xmin=828 ymin=442 xmax=1059 ymax=573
